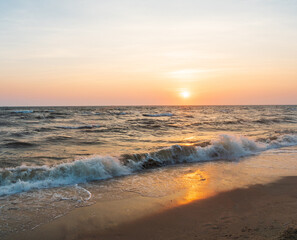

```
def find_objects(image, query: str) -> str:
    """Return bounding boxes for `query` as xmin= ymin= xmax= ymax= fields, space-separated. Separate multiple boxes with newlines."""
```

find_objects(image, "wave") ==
xmin=11 ymin=110 xmax=34 ymax=114
xmin=1 ymin=134 xmax=297 ymax=196
xmin=143 ymin=113 xmax=173 ymax=117
xmin=111 ymin=111 xmax=127 ymax=115
xmin=0 ymin=156 xmax=130 ymax=196
xmin=253 ymin=117 xmax=296 ymax=124
xmin=46 ymin=135 xmax=73 ymax=141
xmin=44 ymin=110 xmax=55 ymax=113
xmin=0 ymin=120 xmax=19 ymax=127
xmin=34 ymin=127 xmax=55 ymax=132
xmin=4 ymin=141 xmax=35 ymax=148
xmin=56 ymin=125 xmax=100 ymax=129
xmin=267 ymin=134 xmax=297 ymax=148
xmin=190 ymin=117 xmax=297 ymax=127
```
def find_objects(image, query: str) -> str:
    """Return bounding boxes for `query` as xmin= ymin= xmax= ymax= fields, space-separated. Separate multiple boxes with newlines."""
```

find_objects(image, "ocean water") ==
xmin=1 ymin=105 xmax=297 ymax=237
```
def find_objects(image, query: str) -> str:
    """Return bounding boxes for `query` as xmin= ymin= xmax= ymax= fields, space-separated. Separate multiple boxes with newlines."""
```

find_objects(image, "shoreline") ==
xmin=8 ymin=176 xmax=297 ymax=240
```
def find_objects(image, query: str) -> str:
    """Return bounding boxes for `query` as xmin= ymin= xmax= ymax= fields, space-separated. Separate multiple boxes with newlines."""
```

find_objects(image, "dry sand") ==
xmin=8 ymin=176 xmax=297 ymax=240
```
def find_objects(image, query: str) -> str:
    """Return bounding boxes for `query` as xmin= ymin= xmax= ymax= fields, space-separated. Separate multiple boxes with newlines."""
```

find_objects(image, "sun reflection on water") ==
xmin=178 ymin=169 xmax=214 ymax=205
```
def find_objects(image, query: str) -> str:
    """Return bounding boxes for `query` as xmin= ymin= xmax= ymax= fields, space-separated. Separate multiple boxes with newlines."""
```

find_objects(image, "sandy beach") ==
xmin=7 ymin=176 xmax=297 ymax=240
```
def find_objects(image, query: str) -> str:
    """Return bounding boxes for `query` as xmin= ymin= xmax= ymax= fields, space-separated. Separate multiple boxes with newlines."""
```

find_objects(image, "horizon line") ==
xmin=0 ymin=104 xmax=296 ymax=108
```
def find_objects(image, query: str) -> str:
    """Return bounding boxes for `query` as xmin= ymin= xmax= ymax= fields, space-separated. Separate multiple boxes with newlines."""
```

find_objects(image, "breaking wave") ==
xmin=1 ymin=134 xmax=297 ymax=196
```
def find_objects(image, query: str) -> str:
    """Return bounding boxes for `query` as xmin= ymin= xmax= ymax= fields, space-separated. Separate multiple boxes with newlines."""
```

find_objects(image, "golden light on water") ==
xmin=178 ymin=170 xmax=214 ymax=205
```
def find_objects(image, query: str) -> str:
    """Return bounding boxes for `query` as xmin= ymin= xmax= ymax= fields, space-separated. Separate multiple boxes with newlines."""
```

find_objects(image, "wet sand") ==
xmin=9 ymin=176 xmax=297 ymax=240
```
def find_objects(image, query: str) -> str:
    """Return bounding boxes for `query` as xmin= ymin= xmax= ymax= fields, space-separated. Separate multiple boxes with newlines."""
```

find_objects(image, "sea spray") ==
xmin=1 ymin=134 xmax=297 ymax=196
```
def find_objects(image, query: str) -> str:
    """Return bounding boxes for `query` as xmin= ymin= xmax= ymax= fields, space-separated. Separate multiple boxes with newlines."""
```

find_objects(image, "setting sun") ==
xmin=180 ymin=91 xmax=190 ymax=99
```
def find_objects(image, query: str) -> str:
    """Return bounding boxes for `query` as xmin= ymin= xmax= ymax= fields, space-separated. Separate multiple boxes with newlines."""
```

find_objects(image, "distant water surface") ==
xmin=1 ymin=105 xmax=296 ymax=167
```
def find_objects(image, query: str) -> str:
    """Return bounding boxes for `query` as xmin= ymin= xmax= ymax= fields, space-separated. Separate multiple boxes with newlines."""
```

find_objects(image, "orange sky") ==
xmin=0 ymin=0 xmax=297 ymax=106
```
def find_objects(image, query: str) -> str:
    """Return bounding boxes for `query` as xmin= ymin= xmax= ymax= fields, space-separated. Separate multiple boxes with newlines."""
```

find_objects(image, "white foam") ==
xmin=268 ymin=134 xmax=297 ymax=148
xmin=0 ymin=156 xmax=131 ymax=196
xmin=12 ymin=110 xmax=34 ymax=114
xmin=1 ymin=134 xmax=296 ymax=196
xmin=75 ymin=185 xmax=92 ymax=201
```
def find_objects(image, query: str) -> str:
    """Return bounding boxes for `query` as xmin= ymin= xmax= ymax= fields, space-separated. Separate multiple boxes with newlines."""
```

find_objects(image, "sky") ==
xmin=0 ymin=0 xmax=297 ymax=106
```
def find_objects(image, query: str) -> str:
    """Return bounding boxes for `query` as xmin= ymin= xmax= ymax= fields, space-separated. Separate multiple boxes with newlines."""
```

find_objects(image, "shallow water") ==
xmin=2 ymin=146 xmax=297 ymax=238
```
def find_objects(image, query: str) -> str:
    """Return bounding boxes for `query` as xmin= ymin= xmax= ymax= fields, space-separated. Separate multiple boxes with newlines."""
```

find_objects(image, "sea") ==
xmin=1 ymin=105 xmax=297 ymax=237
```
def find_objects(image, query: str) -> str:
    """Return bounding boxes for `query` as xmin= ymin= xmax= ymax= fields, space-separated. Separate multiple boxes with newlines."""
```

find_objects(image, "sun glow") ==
xmin=178 ymin=170 xmax=214 ymax=205
xmin=180 ymin=90 xmax=190 ymax=99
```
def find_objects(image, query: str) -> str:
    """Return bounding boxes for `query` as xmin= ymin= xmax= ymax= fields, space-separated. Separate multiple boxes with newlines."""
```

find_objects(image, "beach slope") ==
xmin=10 ymin=176 xmax=297 ymax=240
